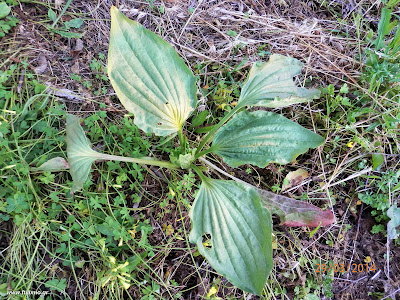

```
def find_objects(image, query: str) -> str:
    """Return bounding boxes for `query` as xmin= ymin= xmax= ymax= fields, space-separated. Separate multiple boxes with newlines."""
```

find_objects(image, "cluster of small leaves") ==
xmin=293 ymin=273 xmax=333 ymax=300
xmin=359 ymin=169 xmax=400 ymax=234
xmin=0 ymin=65 xmax=58 ymax=225
xmin=362 ymin=2 xmax=400 ymax=95
xmin=47 ymin=7 xmax=84 ymax=38
xmin=0 ymin=64 xmax=166 ymax=297
xmin=0 ymin=15 xmax=18 ymax=37
xmin=0 ymin=1 xmax=18 ymax=37
xmin=71 ymin=54 xmax=110 ymax=95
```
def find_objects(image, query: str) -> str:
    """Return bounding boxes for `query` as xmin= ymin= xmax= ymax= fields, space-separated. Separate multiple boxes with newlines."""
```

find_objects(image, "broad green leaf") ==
xmin=32 ymin=157 xmax=69 ymax=172
xmin=66 ymin=114 xmax=177 ymax=193
xmin=239 ymin=54 xmax=320 ymax=108
xmin=387 ymin=205 xmax=400 ymax=240
xmin=257 ymin=189 xmax=335 ymax=227
xmin=108 ymin=6 xmax=197 ymax=136
xmin=212 ymin=110 xmax=324 ymax=168
xmin=189 ymin=178 xmax=272 ymax=295
xmin=66 ymin=114 xmax=104 ymax=193
xmin=0 ymin=2 xmax=11 ymax=19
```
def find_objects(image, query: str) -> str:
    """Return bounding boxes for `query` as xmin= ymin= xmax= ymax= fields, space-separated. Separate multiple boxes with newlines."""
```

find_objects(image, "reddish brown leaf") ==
xmin=257 ymin=189 xmax=335 ymax=227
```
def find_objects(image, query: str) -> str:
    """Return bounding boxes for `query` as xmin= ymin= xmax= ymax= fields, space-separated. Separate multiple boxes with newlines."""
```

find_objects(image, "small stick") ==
xmin=17 ymin=69 xmax=25 ymax=94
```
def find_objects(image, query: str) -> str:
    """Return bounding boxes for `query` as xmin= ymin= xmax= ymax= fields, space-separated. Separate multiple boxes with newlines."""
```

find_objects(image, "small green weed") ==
xmin=46 ymin=1 xmax=84 ymax=38
xmin=70 ymin=54 xmax=109 ymax=95
xmin=0 ymin=1 xmax=18 ymax=37
xmin=362 ymin=1 xmax=400 ymax=95
xmin=359 ymin=169 xmax=400 ymax=234
xmin=0 ymin=61 xmax=181 ymax=298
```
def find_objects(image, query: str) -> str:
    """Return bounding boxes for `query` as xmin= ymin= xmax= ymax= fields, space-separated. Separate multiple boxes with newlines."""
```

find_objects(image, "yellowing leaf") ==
xmin=257 ymin=189 xmax=335 ymax=227
xmin=282 ymin=169 xmax=309 ymax=191
xmin=206 ymin=286 xmax=218 ymax=297
xmin=162 ymin=223 xmax=174 ymax=236
xmin=108 ymin=6 xmax=197 ymax=136
xmin=364 ymin=256 xmax=372 ymax=263
xmin=238 ymin=54 xmax=320 ymax=108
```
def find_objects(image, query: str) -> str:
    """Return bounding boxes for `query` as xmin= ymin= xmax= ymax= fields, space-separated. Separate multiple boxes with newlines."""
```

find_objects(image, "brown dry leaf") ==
xmin=46 ymin=83 xmax=84 ymax=102
xmin=55 ymin=0 xmax=64 ymax=9
xmin=282 ymin=169 xmax=309 ymax=191
xmin=70 ymin=39 xmax=83 ymax=58
xmin=34 ymin=53 xmax=47 ymax=74
xmin=70 ymin=61 xmax=80 ymax=74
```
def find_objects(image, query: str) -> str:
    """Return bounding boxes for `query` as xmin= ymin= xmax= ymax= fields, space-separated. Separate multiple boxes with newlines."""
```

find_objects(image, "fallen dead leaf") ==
xmin=55 ymin=0 xmax=64 ymax=9
xmin=34 ymin=53 xmax=47 ymax=74
xmin=70 ymin=38 xmax=83 ymax=58
xmin=282 ymin=168 xmax=309 ymax=191
xmin=70 ymin=60 xmax=80 ymax=74
xmin=45 ymin=82 xmax=84 ymax=102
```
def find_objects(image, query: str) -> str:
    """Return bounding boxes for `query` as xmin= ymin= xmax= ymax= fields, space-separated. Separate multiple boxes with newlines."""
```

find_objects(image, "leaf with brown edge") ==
xmin=257 ymin=189 xmax=335 ymax=227
xmin=282 ymin=169 xmax=309 ymax=192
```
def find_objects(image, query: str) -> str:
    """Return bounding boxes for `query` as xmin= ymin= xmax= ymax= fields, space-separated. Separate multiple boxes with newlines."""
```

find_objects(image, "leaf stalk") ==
xmin=195 ymin=103 xmax=243 ymax=155
xmin=97 ymin=153 xmax=179 ymax=170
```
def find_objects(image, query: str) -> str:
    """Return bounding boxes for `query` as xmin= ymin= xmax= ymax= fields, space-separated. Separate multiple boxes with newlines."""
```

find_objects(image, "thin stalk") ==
xmin=195 ymin=104 xmax=243 ymax=155
xmin=51 ymin=0 xmax=73 ymax=28
xmin=198 ymin=157 xmax=247 ymax=185
xmin=194 ymin=146 xmax=215 ymax=160
xmin=191 ymin=165 xmax=208 ymax=182
xmin=177 ymin=129 xmax=186 ymax=153
xmin=98 ymin=153 xmax=179 ymax=170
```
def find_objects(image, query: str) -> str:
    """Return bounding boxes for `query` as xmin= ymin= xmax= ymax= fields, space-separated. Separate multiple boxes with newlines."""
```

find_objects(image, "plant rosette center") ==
xmin=170 ymin=148 xmax=197 ymax=169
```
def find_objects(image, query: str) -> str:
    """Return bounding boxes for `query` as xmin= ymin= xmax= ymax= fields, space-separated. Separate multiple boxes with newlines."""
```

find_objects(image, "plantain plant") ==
xmin=42 ymin=7 xmax=335 ymax=295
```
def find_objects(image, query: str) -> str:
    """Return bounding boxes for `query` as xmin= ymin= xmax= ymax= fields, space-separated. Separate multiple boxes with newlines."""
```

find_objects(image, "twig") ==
xmin=317 ymin=167 xmax=372 ymax=191
xmin=178 ymin=0 xmax=203 ymax=41
xmin=381 ymin=286 xmax=400 ymax=300
xmin=386 ymin=184 xmax=392 ymax=280
xmin=346 ymin=203 xmax=363 ymax=280
xmin=337 ymin=275 xmax=369 ymax=293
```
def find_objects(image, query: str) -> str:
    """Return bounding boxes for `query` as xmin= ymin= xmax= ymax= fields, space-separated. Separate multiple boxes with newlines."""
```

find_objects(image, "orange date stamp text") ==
xmin=315 ymin=262 xmax=376 ymax=273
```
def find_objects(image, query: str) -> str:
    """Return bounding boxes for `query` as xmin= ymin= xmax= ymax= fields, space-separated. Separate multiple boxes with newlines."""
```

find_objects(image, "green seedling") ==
xmin=363 ymin=4 xmax=400 ymax=95
xmin=42 ymin=6 xmax=335 ymax=295
xmin=47 ymin=1 xmax=83 ymax=39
